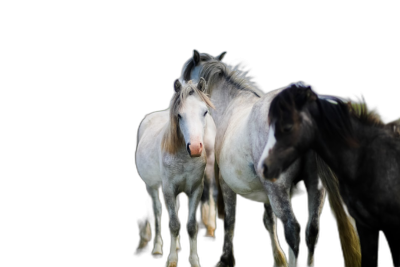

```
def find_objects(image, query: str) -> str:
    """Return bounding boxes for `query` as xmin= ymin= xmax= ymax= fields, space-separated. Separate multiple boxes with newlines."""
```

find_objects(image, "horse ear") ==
xmin=305 ymin=86 xmax=317 ymax=102
xmin=197 ymin=77 xmax=206 ymax=92
xmin=216 ymin=51 xmax=227 ymax=61
xmin=193 ymin=50 xmax=200 ymax=65
xmin=174 ymin=79 xmax=182 ymax=93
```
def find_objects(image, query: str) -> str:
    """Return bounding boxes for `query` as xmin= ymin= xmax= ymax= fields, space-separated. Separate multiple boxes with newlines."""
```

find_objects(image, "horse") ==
xmin=181 ymin=50 xmax=360 ymax=267
xmin=260 ymin=82 xmax=400 ymax=267
xmin=135 ymin=78 xmax=216 ymax=267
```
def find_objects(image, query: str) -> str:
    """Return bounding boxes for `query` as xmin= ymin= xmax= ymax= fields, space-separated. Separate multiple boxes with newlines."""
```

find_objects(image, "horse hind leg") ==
xmin=263 ymin=202 xmax=288 ymax=267
xmin=135 ymin=186 xmax=152 ymax=255
xmin=136 ymin=219 xmax=152 ymax=251
xmin=145 ymin=185 xmax=163 ymax=255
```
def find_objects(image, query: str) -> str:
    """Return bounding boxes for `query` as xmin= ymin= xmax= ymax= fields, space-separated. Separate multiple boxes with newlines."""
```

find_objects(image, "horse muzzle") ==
xmin=260 ymin=160 xmax=281 ymax=182
xmin=187 ymin=142 xmax=203 ymax=157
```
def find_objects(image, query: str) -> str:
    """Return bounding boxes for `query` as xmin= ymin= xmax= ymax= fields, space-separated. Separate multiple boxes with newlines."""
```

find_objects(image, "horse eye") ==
xmin=283 ymin=124 xmax=293 ymax=133
xmin=178 ymin=114 xmax=182 ymax=120
xmin=204 ymin=111 xmax=208 ymax=116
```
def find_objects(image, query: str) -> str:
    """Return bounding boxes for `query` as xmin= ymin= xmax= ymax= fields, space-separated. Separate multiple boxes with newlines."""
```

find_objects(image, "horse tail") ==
xmin=316 ymin=155 xmax=361 ymax=267
xmin=215 ymin=159 xmax=225 ymax=219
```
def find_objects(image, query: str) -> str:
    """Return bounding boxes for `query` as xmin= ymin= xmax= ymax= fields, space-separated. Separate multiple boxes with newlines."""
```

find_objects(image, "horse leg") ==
xmin=163 ymin=189 xmax=180 ymax=267
xmin=383 ymin=229 xmax=400 ymax=266
xmin=175 ymin=195 xmax=181 ymax=251
xmin=263 ymin=202 xmax=288 ymax=267
xmin=266 ymin=185 xmax=300 ymax=267
xmin=217 ymin=176 xmax=237 ymax=267
xmin=356 ymin=222 xmax=379 ymax=267
xmin=146 ymin=185 xmax=163 ymax=255
xmin=200 ymin=160 xmax=216 ymax=241
xmin=303 ymin=163 xmax=326 ymax=266
xmin=187 ymin=181 xmax=204 ymax=267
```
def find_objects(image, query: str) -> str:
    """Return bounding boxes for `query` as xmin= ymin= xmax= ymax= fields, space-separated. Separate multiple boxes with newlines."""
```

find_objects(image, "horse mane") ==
xmin=271 ymin=82 xmax=399 ymax=147
xmin=348 ymin=101 xmax=384 ymax=127
xmin=315 ymin=96 xmax=359 ymax=147
xmin=318 ymin=96 xmax=400 ymax=146
xmin=182 ymin=52 xmax=264 ymax=98
xmin=161 ymin=80 xmax=214 ymax=154
xmin=269 ymin=86 xmax=351 ymax=147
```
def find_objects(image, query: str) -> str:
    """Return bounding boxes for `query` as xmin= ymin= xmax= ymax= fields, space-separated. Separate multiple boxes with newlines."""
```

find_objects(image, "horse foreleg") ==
xmin=175 ymin=195 xmax=181 ymax=251
xmin=146 ymin=185 xmax=163 ymax=255
xmin=263 ymin=202 xmax=288 ymax=267
xmin=266 ymin=185 xmax=300 ymax=267
xmin=163 ymin=190 xmax=180 ymax=267
xmin=217 ymin=176 xmax=237 ymax=267
xmin=187 ymin=181 xmax=204 ymax=267
xmin=303 ymin=174 xmax=326 ymax=266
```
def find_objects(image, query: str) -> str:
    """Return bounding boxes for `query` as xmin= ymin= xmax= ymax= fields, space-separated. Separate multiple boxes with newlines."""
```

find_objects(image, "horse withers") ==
xmin=135 ymin=78 xmax=216 ymax=267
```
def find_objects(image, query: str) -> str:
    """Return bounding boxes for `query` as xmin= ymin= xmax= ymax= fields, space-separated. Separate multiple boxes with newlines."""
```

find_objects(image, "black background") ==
xmin=81 ymin=17 xmax=400 ymax=267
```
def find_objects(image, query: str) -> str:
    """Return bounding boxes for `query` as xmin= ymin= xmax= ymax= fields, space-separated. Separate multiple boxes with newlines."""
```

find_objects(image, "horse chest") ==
xmin=162 ymin=153 xmax=206 ymax=193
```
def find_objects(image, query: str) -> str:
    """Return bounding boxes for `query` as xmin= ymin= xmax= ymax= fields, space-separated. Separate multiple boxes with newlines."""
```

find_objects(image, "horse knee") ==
xmin=284 ymin=220 xmax=301 ymax=256
xmin=306 ymin=220 xmax=319 ymax=249
xmin=169 ymin=217 xmax=180 ymax=236
xmin=187 ymin=219 xmax=198 ymax=238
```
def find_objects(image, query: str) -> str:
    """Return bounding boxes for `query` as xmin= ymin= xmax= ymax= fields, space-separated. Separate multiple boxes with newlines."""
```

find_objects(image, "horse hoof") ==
xmin=205 ymin=226 xmax=215 ymax=238
xmin=152 ymin=244 xmax=163 ymax=255
xmin=204 ymin=235 xmax=215 ymax=242
xmin=133 ymin=249 xmax=143 ymax=257
xmin=167 ymin=261 xmax=177 ymax=267
xmin=216 ymin=262 xmax=232 ymax=267
xmin=153 ymin=253 xmax=162 ymax=259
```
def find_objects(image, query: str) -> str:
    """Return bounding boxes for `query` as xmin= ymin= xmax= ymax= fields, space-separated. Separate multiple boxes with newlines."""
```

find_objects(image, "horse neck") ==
xmin=312 ymin=116 xmax=384 ymax=182
xmin=208 ymin=79 xmax=261 ymax=126
xmin=248 ymin=89 xmax=282 ymax=164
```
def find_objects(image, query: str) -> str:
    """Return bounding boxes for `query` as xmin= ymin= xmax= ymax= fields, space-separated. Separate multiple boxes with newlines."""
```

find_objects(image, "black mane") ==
xmin=269 ymin=84 xmax=356 ymax=146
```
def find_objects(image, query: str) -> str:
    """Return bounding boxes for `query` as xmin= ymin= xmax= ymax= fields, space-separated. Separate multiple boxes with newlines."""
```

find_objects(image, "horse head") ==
xmin=258 ymin=82 xmax=318 ymax=180
xmin=168 ymin=78 xmax=214 ymax=157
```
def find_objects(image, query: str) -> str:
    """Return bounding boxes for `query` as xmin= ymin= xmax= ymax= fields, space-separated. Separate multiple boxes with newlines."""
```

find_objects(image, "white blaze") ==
xmin=257 ymin=125 xmax=277 ymax=174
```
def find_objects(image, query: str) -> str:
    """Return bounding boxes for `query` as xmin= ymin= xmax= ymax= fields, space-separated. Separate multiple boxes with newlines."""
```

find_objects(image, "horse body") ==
xmin=136 ymin=79 xmax=215 ymax=267
xmin=217 ymin=89 xmax=285 ymax=202
xmin=261 ymin=83 xmax=399 ymax=266
xmin=329 ymin=122 xmax=400 ymax=227
xmin=181 ymin=51 xmax=327 ymax=267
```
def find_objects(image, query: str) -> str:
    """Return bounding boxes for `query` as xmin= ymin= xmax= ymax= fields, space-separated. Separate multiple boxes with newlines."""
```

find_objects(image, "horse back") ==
xmin=137 ymin=109 xmax=169 ymax=143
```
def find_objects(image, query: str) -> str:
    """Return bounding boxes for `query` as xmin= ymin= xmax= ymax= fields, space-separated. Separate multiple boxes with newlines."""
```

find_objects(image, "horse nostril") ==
xmin=263 ymin=163 xmax=268 ymax=178
xmin=187 ymin=142 xmax=191 ymax=155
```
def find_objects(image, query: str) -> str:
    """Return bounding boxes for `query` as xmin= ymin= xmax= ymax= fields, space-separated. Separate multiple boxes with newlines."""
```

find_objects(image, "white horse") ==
xmin=181 ymin=51 xmax=358 ymax=267
xmin=135 ymin=78 xmax=215 ymax=267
